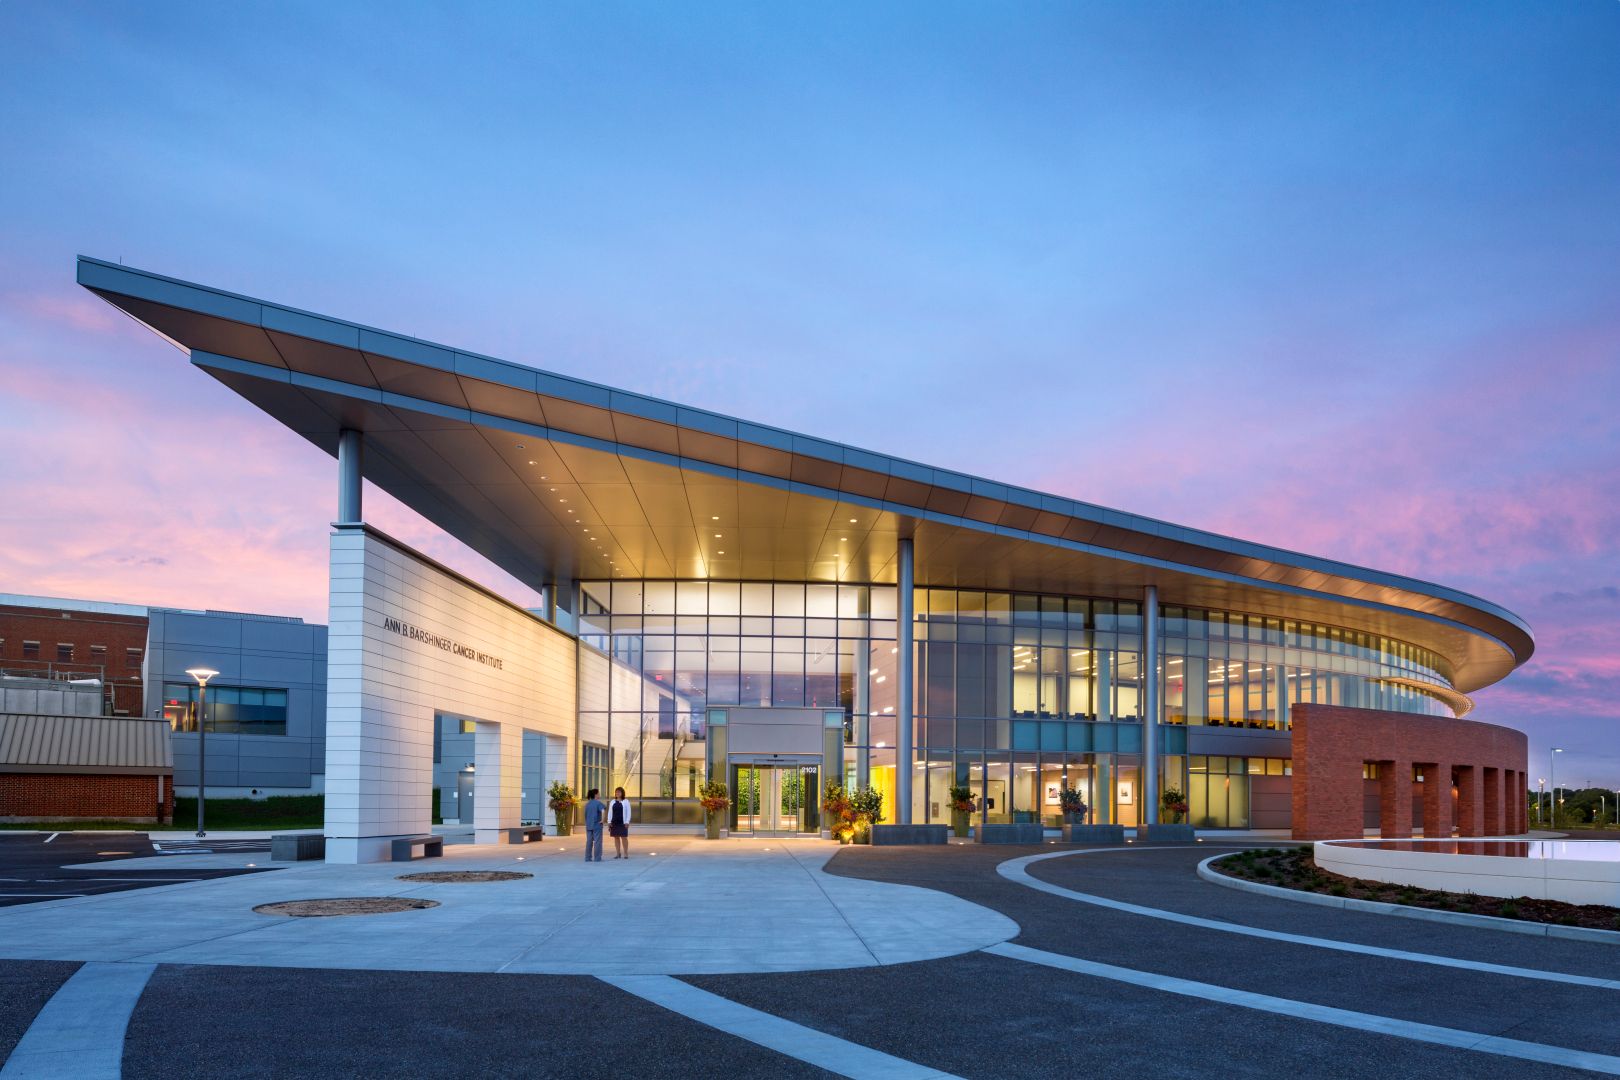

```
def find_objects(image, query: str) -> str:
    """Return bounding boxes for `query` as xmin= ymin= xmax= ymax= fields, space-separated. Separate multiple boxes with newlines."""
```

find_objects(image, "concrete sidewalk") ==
xmin=0 ymin=837 xmax=1016 ymax=976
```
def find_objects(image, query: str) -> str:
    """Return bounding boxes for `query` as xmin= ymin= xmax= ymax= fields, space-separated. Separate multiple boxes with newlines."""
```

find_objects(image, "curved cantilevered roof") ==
xmin=77 ymin=256 xmax=1533 ymax=694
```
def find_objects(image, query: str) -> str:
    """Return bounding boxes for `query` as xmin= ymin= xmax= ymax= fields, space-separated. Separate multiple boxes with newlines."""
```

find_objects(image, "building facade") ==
xmin=0 ymin=595 xmax=148 ymax=715
xmin=144 ymin=607 xmax=328 ymax=797
xmin=79 ymin=258 xmax=1536 ymax=860
xmin=0 ymin=596 xmax=327 ymax=800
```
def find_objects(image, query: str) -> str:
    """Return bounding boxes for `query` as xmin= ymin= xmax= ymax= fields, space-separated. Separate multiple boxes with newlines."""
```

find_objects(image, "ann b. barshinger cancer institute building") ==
xmin=79 ymin=258 xmax=1535 ymax=861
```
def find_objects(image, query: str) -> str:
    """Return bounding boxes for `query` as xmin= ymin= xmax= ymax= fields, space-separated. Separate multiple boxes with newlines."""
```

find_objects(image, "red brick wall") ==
xmin=0 ymin=773 xmax=173 ymax=822
xmin=1291 ymin=704 xmax=1528 ymax=841
xmin=0 ymin=604 xmax=148 ymax=715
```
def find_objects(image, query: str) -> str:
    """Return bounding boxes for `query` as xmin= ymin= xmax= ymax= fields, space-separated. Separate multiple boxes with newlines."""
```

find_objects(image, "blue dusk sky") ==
xmin=1 ymin=2 xmax=1616 ymax=784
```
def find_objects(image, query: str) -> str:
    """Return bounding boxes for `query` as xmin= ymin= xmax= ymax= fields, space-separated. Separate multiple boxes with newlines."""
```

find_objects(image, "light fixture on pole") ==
xmin=185 ymin=667 xmax=219 ymax=838
xmin=1537 ymin=778 xmax=1545 ymax=826
xmin=1550 ymin=748 xmax=1564 ymax=828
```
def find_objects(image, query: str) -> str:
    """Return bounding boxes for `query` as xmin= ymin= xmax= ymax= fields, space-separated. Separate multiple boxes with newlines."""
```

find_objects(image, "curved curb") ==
xmin=1198 ymin=854 xmax=1620 ymax=946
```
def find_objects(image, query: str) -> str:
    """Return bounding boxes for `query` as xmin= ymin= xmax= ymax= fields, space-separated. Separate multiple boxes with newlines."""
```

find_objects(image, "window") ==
xmin=126 ymin=648 xmax=142 ymax=667
xmin=162 ymin=682 xmax=289 ymax=735
xmin=90 ymin=645 xmax=107 ymax=664
xmin=22 ymin=641 xmax=38 ymax=659
xmin=57 ymin=643 xmax=73 ymax=662
xmin=1363 ymin=763 xmax=1381 ymax=780
xmin=581 ymin=743 xmax=610 ymax=798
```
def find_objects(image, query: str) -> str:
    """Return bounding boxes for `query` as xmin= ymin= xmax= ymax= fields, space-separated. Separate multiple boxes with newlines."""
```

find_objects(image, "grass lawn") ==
xmin=1213 ymin=846 xmax=1620 ymax=932
xmin=1 ymin=790 xmax=445 ymax=831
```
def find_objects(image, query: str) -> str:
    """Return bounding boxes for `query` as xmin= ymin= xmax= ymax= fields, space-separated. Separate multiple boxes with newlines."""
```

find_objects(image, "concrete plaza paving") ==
xmin=0 ymin=836 xmax=1017 ymax=975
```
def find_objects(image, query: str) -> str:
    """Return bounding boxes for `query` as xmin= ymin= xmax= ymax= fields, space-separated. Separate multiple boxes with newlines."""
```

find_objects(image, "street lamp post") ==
xmin=1550 ymin=748 xmax=1564 ymax=829
xmin=185 ymin=667 xmax=218 ymax=838
xmin=1537 ymin=778 xmax=1545 ymax=826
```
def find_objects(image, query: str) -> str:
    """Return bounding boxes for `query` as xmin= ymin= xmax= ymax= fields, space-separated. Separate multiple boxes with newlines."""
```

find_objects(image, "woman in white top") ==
xmin=607 ymin=786 xmax=633 ymax=859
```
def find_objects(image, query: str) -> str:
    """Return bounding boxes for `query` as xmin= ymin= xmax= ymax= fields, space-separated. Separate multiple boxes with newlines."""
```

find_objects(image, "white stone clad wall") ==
xmin=325 ymin=529 xmax=575 ymax=862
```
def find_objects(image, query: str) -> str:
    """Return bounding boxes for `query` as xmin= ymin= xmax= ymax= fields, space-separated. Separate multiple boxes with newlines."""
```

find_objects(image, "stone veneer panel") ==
xmin=325 ymin=526 xmax=575 ymax=862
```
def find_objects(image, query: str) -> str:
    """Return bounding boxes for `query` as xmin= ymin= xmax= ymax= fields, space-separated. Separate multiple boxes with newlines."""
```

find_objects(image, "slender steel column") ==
xmin=337 ymin=429 xmax=364 ymax=524
xmin=1142 ymin=584 xmax=1160 ymax=826
xmin=896 ymin=538 xmax=915 ymax=825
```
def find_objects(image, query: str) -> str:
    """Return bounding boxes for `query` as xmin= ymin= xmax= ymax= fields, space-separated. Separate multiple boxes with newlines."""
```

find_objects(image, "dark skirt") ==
xmin=608 ymin=823 xmax=628 ymax=838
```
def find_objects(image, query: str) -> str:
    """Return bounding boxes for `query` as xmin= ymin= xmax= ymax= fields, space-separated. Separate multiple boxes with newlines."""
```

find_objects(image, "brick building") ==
xmin=1291 ymin=704 xmax=1529 ymax=841
xmin=0 ymin=713 xmax=174 ymax=823
xmin=0 ymin=595 xmax=148 ymax=716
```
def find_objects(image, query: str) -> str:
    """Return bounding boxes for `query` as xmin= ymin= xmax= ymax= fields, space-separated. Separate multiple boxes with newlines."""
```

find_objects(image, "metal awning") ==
xmin=77 ymin=256 xmax=1533 ymax=693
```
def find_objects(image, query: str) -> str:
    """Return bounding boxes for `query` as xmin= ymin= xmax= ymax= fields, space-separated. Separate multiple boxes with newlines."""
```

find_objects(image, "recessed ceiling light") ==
xmin=527 ymin=460 xmax=535 ymax=465
xmin=711 ymin=515 xmax=719 ymax=520
xmin=849 ymin=518 xmax=857 ymax=523
xmin=717 ymin=550 xmax=725 ymax=555
xmin=714 ymin=533 xmax=722 ymax=538
xmin=840 ymin=537 xmax=847 ymax=542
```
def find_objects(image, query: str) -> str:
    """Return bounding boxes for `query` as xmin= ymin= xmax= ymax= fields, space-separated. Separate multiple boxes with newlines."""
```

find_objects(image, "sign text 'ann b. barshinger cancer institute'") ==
xmin=381 ymin=615 xmax=504 ymax=670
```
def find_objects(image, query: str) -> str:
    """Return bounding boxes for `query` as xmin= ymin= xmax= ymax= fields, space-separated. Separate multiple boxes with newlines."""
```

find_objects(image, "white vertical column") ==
xmin=896 ymin=538 xmax=914 ymax=825
xmin=337 ymin=429 xmax=363 ymax=524
xmin=854 ymin=638 xmax=870 ymax=789
xmin=1142 ymin=584 xmax=1160 ymax=826
xmin=1275 ymin=663 xmax=1290 ymax=730
xmin=474 ymin=720 xmax=523 ymax=845
xmin=1095 ymin=650 xmax=1113 ymax=724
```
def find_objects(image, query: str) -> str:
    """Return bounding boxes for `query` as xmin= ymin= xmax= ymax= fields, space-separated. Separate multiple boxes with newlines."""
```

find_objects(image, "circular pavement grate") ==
xmin=253 ymin=897 xmax=440 ymax=917
xmin=395 ymin=871 xmax=534 ymax=883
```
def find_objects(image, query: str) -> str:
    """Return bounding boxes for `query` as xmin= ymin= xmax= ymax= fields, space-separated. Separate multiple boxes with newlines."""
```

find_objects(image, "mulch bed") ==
xmin=253 ymin=897 xmax=440 ymax=917
xmin=395 ymin=871 xmax=533 ymax=883
xmin=1212 ymin=846 xmax=1620 ymax=932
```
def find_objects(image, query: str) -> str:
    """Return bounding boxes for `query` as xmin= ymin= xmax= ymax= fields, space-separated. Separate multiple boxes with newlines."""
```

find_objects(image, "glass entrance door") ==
xmin=729 ymin=759 xmax=820 ymax=835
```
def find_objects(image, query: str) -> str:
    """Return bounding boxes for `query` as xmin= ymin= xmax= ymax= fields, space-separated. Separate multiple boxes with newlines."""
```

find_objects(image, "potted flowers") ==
xmin=947 ymin=784 xmax=975 ymax=838
xmin=547 ymin=781 xmax=576 ymax=837
xmin=1161 ymin=787 xmax=1189 ymax=825
xmin=1058 ymin=785 xmax=1088 ymax=825
xmin=849 ymin=785 xmax=885 ymax=844
xmin=699 ymin=779 xmax=730 ymax=839
xmin=822 ymin=780 xmax=854 ymax=844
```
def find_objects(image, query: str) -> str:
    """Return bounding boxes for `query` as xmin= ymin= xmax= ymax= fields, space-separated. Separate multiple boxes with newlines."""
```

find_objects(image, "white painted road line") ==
xmin=0 ymin=961 xmax=155 ymax=1079
xmin=997 ymin=849 xmax=1620 ymax=990
xmin=43 ymin=834 xmax=58 ymax=843
xmin=603 ymin=974 xmax=963 ymax=1080
xmin=990 ymin=942 xmax=1620 ymax=1076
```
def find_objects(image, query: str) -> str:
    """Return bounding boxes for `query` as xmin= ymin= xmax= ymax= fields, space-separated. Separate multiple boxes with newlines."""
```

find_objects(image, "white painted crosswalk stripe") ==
xmin=989 ymin=942 xmax=1620 ymax=1076
xmin=603 ymin=974 xmax=963 ymax=1080
xmin=997 ymin=849 xmax=1620 ymax=990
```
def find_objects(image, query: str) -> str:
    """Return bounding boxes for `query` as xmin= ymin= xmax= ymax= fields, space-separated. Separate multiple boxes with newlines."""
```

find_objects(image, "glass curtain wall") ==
xmin=1157 ymin=606 xmax=1453 ymax=729
xmin=578 ymin=581 xmax=1459 ymax=828
xmin=578 ymin=581 xmax=896 ymax=823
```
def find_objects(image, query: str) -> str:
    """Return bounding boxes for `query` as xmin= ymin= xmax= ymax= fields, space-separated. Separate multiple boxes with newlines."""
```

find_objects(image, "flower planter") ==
xmin=951 ymin=810 xmax=971 ymax=838
xmin=553 ymin=820 xmax=572 ymax=838
xmin=705 ymin=816 xmax=722 ymax=840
